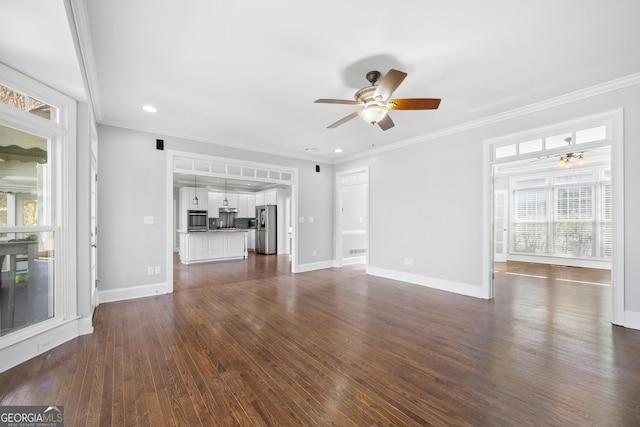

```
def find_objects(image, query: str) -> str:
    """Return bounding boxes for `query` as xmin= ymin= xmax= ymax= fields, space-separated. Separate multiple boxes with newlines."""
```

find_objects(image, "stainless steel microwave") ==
xmin=187 ymin=209 xmax=208 ymax=231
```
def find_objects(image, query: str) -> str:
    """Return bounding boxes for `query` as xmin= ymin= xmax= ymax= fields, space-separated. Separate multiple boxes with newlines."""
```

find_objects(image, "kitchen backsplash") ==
xmin=209 ymin=217 xmax=254 ymax=229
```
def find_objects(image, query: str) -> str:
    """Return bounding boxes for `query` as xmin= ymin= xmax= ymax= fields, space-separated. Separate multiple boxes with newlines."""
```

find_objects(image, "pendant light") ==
xmin=556 ymin=152 xmax=586 ymax=168
xmin=193 ymin=176 xmax=199 ymax=205
xmin=223 ymin=179 xmax=229 ymax=206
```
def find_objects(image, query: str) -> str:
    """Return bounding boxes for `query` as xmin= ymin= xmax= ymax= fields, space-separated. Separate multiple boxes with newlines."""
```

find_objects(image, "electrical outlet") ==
xmin=144 ymin=216 xmax=154 ymax=224
xmin=147 ymin=267 xmax=154 ymax=276
xmin=312 ymin=250 xmax=317 ymax=257
xmin=154 ymin=266 xmax=161 ymax=275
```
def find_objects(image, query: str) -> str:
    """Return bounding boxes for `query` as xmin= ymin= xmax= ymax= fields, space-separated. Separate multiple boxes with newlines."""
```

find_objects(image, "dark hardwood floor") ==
xmin=1 ymin=255 xmax=639 ymax=426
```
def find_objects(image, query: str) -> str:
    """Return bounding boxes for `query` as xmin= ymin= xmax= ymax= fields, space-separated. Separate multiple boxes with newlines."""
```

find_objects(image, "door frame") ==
xmin=482 ymin=109 xmax=624 ymax=325
xmin=335 ymin=167 xmax=369 ymax=268
xmin=165 ymin=150 xmax=299 ymax=293
xmin=90 ymin=118 xmax=98 ymax=315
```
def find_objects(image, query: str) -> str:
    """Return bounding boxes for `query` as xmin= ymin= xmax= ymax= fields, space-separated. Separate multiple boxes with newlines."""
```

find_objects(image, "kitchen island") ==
xmin=179 ymin=229 xmax=248 ymax=264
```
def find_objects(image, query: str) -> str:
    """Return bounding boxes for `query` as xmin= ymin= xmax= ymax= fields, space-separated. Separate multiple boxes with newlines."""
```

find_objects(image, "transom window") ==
xmin=493 ymin=124 xmax=609 ymax=161
xmin=0 ymin=83 xmax=58 ymax=122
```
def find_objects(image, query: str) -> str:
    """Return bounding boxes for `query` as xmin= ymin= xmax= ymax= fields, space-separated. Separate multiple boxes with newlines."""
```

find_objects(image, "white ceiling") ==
xmin=2 ymin=1 xmax=640 ymax=163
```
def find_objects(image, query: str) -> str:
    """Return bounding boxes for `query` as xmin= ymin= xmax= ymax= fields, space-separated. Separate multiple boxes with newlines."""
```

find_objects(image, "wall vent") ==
xmin=349 ymin=248 xmax=367 ymax=255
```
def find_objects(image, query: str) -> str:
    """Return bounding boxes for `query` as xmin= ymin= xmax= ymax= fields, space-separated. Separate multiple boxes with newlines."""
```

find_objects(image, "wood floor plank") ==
xmin=1 ymin=257 xmax=639 ymax=426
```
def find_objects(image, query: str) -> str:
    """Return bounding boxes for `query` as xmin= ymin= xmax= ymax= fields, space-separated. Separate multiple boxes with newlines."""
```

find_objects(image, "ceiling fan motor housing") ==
xmin=355 ymin=86 xmax=377 ymax=103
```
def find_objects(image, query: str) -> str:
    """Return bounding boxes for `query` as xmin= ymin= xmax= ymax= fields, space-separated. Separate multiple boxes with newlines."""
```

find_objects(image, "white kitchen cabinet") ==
xmin=247 ymin=194 xmax=256 ymax=218
xmin=247 ymin=229 xmax=256 ymax=251
xmin=264 ymin=189 xmax=277 ymax=205
xmin=208 ymin=192 xmax=225 ymax=216
xmin=237 ymin=194 xmax=248 ymax=217
xmin=179 ymin=230 xmax=248 ymax=264
xmin=209 ymin=191 xmax=256 ymax=217
xmin=236 ymin=193 xmax=257 ymax=217
xmin=255 ymin=189 xmax=277 ymax=206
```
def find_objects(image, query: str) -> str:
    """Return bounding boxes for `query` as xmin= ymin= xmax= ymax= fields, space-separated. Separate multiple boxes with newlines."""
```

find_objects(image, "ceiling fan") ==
xmin=314 ymin=69 xmax=441 ymax=131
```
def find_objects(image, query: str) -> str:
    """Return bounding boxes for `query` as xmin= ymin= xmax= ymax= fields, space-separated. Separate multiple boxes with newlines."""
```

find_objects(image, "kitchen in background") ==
xmin=174 ymin=175 xmax=290 ymax=256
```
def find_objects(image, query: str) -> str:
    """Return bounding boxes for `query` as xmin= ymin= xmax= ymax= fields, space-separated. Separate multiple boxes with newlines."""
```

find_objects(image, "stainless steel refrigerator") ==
xmin=255 ymin=205 xmax=277 ymax=254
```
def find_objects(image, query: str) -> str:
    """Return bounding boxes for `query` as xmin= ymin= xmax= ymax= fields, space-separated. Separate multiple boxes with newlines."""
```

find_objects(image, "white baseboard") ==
xmin=507 ymin=254 xmax=611 ymax=270
xmin=295 ymin=260 xmax=334 ymax=273
xmin=0 ymin=317 xmax=88 ymax=373
xmin=367 ymin=267 xmax=487 ymax=299
xmin=77 ymin=316 xmax=94 ymax=336
xmin=340 ymin=256 xmax=366 ymax=266
xmin=97 ymin=281 xmax=170 ymax=304
xmin=624 ymin=310 xmax=640 ymax=330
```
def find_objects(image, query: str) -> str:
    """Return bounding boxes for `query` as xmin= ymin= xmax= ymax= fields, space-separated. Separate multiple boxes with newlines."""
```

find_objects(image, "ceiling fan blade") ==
xmin=377 ymin=114 xmax=394 ymax=131
xmin=327 ymin=111 xmax=359 ymax=128
xmin=315 ymin=99 xmax=361 ymax=105
xmin=388 ymin=98 xmax=441 ymax=110
xmin=373 ymin=69 xmax=407 ymax=101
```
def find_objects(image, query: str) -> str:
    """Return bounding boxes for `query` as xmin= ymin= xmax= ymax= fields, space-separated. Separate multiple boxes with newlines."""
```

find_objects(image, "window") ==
xmin=0 ymin=126 xmax=55 ymax=335
xmin=555 ymin=186 xmax=594 ymax=256
xmin=0 ymin=83 xmax=58 ymax=122
xmin=518 ymin=139 xmax=542 ymax=154
xmin=575 ymin=125 xmax=606 ymax=144
xmin=511 ymin=170 xmax=610 ymax=259
xmin=0 ymin=64 xmax=76 ymax=343
xmin=513 ymin=188 xmax=548 ymax=253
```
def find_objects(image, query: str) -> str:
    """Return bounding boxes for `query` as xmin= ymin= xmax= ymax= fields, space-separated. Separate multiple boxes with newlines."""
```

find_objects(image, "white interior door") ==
xmin=494 ymin=190 xmax=508 ymax=262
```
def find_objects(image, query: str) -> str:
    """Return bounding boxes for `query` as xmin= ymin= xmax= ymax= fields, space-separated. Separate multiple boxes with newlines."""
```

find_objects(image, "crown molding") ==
xmin=336 ymin=72 xmax=640 ymax=164
xmin=68 ymin=0 xmax=103 ymax=121
xmin=99 ymin=118 xmax=333 ymax=165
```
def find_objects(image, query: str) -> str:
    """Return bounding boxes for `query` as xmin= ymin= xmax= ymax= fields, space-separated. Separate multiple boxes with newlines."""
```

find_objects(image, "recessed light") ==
xmin=334 ymin=148 xmax=343 ymax=153
xmin=142 ymin=105 xmax=157 ymax=113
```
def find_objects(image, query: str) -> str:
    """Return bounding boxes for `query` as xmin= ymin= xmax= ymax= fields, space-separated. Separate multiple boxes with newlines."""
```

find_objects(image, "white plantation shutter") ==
xmin=511 ymin=172 xmax=610 ymax=259
xmin=601 ymin=184 xmax=612 ymax=257
xmin=513 ymin=188 xmax=548 ymax=253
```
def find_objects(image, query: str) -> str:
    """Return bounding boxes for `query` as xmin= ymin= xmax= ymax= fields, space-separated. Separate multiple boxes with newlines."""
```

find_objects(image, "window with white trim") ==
xmin=0 ymin=64 xmax=76 ymax=340
xmin=511 ymin=168 xmax=610 ymax=259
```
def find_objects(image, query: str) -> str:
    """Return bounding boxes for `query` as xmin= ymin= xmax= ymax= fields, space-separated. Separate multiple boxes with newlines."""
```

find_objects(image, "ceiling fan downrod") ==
xmin=366 ymin=70 xmax=381 ymax=86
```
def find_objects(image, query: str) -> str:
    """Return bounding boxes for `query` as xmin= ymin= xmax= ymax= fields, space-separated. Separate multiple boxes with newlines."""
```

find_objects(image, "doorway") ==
xmin=485 ymin=109 xmax=624 ymax=325
xmin=165 ymin=151 xmax=298 ymax=293
xmin=335 ymin=168 xmax=369 ymax=268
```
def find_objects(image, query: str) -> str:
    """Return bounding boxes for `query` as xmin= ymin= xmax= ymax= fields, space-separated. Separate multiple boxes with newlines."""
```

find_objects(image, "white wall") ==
xmin=336 ymin=83 xmax=640 ymax=320
xmin=97 ymin=125 xmax=334 ymax=295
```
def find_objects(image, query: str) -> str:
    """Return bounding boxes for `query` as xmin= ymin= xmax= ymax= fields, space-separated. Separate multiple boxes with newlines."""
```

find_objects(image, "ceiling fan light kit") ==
xmin=360 ymin=104 xmax=388 ymax=124
xmin=315 ymin=68 xmax=441 ymax=131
